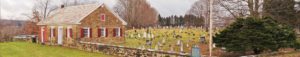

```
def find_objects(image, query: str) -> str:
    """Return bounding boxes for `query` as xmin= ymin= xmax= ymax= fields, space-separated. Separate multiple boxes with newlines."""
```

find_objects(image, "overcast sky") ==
xmin=0 ymin=0 xmax=197 ymax=20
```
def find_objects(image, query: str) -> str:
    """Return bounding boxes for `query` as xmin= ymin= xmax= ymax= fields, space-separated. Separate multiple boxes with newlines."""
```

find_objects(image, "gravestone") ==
xmin=147 ymin=33 xmax=151 ymax=39
xmin=177 ymin=40 xmax=181 ymax=46
xmin=186 ymin=43 xmax=189 ymax=48
xmin=151 ymin=34 xmax=154 ymax=38
xmin=191 ymin=45 xmax=201 ymax=57
xmin=180 ymin=42 xmax=184 ymax=52
xmin=170 ymin=45 xmax=174 ymax=52
xmin=138 ymin=34 xmax=141 ymax=38
xmin=200 ymin=36 xmax=206 ymax=43
xmin=143 ymin=32 xmax=147 ymax=38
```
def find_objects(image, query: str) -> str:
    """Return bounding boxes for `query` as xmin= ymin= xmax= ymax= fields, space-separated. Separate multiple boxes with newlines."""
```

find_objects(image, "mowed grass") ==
xmin=0 ymin=42 xmax=113 ymax=57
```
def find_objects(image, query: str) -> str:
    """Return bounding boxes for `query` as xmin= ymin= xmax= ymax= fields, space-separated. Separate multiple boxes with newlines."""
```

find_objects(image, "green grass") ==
xmin=0 ymin=42 xmax=113 ymax=57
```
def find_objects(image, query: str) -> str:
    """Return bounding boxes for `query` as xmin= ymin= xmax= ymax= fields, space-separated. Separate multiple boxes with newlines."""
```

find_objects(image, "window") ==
xmin=82 ymin=28 xmax=90 ymax=38
xmin=100 ymin=14 xmax=105 ymax=21
xmin=101 ymin=28 xmax=106 ymax=37
xmin=114 ymin=28 xmax=121 ymax=37
xmin=98 ymin=27 xmax=107 ymax=37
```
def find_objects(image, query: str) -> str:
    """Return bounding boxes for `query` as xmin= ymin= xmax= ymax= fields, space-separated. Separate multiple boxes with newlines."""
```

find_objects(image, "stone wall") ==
xmin=76 ymin=41 xmax=191 ymax=57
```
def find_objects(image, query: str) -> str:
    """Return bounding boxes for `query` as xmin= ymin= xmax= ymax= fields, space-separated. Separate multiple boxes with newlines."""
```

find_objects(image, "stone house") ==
xmin=37 ymin=4 xmax=127 ymax=46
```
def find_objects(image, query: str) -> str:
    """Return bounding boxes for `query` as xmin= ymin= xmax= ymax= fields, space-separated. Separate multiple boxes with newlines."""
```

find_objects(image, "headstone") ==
xmin=151 ymin=34 xmax=154 ymax=38
xmin=186 ymin=43 xmax=189 ymax=48
xmin=143 ymin=32 xmax=147 ymax=38
xmin=200 ymin=36 xmax=206 ymax=43
xmin=138 ymin=34 xmax=141 ymax=38
xmin=130 ymin=34 xmax=133 ymax=38
xmin=213 ymin=43 xmax=216 ymax=48
xmin=147 ymin=33 xmax=151 ymax=38
xmin=177 ymin=40 xmax=181 ymax=46
xmin=146 ymin=40 xmax=151 ymax=46
xmin=180 ymin=43 xmax=184 ymax=52
xmin=170 ymin=45 xmax=174 ymax=52
xmin=191 ymin=45 xmax=201 ymax=57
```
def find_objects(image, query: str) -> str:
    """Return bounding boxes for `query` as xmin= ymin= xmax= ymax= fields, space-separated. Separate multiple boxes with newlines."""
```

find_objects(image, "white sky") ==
xmin=0 ymin=0 xmax=197 ymax=20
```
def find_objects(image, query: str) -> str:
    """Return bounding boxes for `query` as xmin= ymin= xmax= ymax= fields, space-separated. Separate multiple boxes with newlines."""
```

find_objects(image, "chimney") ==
xmin=61 ymin=5 xmax=65 ymax=8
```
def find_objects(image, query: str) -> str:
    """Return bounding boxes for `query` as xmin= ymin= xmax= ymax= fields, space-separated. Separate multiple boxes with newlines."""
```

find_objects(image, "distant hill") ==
xmin=0 ymin=19 xmax=27 ymax=27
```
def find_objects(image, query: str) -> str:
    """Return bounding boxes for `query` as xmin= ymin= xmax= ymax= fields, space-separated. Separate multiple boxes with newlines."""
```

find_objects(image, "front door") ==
xmin=40 ymin=27 xmax=45 ymax=43
xmin=57 ymin=26 xmax=63 ymax=45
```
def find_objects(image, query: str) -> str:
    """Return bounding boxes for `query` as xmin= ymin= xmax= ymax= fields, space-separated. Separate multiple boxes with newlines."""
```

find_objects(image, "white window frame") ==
xmin=83 ymin=27 xmax=90 ymax=38
xmin=115 ymin=27 xmax=121 ymax=37
xmin=100 ymin=27 xmax=106 ymax=37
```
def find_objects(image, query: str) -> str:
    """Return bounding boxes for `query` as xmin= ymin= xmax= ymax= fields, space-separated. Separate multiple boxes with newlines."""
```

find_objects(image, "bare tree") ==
xmin=23 ymin=9 xmax=40 ymax=35
xmin=114 ymin=0 xmax=158 ymax=28
xmin=33 ymin=0 xmax=59 ymax=21
xmin=218 ymin=0 xmax=263 ymax=18
xmin=188 ymin=0 xmax=223 ymax=30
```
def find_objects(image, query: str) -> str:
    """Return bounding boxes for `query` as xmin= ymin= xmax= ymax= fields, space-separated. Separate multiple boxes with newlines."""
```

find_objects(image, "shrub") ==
xmin=214 ymin=17 xmax=298 ymax=54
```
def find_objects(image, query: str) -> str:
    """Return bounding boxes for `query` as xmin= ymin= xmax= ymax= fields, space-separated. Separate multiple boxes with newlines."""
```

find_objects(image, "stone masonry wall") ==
xmin=76 ymin=41 xmax=190 ymax=57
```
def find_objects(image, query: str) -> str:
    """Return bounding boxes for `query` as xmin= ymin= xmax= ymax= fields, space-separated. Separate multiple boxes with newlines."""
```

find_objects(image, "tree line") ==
xmin=158 ymin=14 xmax=204 ymax=27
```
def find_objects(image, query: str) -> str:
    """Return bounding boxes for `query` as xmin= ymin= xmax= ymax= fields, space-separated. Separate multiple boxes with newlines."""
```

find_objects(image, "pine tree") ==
xmin=214 ymin=17 xmax=298 ymax=54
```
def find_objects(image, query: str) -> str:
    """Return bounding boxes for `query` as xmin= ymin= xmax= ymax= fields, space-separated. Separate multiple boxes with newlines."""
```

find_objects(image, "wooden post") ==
xmin=209 ymin=0 xmax=214 ymax=56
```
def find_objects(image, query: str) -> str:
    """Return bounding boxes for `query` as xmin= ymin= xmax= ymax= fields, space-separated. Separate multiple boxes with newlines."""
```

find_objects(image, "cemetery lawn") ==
xmin=120 ymin=28 xmax=209 ymax=53
xmin=0 ymin=42 xmax=113 ymax=57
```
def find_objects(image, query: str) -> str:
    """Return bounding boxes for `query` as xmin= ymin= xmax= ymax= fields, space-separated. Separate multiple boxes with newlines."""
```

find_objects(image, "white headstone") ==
xmin=130 ymin=34 xmax=133 ymax=38
xmin=186 ymin=43 xmax=190 ymax=47
xmin=147 ymin=33 xmax=151 ymax=38
xmin=180 ymin=43 xmax=184 ymax=52
xmin=143 ymin=32 xmax=147 ymax=38
xmin=151 ymin=34 xmax=154 ymax=38
xmin=177 ymin=40 xmax=181 ymax=46
xmin=213 ymin=43 xmax=216 ymax=48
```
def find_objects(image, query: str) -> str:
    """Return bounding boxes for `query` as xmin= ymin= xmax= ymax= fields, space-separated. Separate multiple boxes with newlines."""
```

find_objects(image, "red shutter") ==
xmin=120 ymin=28 xmax=123 ymax=37
xmin=81 ymin=28 xmax=84 ymax=38
xmin=90 ymin=28 xmax=92 ymax=38
xmin=90 ymin=28 xmax=93 ymax=38
xmin=53 ymin=29 xmax=56 ymax=37
xmin=105 ymin=28 xmax=108 ymax=37
xmin=113 ymin=28 xmax=116 ymax=37
xmin=70 ymin=29 xmax=73 ymax=38
xmin=65 ymin=29 xmax=67 ymax=38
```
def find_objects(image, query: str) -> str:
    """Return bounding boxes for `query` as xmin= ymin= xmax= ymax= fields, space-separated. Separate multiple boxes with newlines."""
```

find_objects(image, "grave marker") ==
xmin=192 ymin=45 xmax=201 ymax=57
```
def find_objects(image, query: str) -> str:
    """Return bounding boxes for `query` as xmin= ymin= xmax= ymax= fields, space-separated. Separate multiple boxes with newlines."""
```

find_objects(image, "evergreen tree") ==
xmin=214 ymin=17 xmax=297 ymax=54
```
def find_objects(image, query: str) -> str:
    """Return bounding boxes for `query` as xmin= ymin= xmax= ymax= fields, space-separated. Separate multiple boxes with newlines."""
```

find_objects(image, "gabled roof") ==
xmin=37 ymin=3 xmax=127 ymax=25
